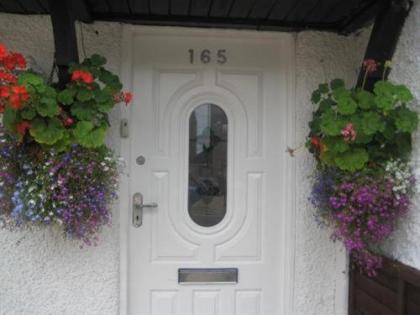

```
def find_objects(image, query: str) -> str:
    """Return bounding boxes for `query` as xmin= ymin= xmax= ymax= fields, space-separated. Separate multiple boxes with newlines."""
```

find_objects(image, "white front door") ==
xmin=123 ymin=27 xmax=295 ymax=315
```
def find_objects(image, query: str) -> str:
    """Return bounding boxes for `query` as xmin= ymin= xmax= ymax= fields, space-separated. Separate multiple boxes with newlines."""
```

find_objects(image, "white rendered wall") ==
xmin=381 ymin=0 xmax=420 ymax=269
xmin=0 ymin=16 xmax=122 ymax=315
xmin=2 ymin=10 xmax=417 ymax=314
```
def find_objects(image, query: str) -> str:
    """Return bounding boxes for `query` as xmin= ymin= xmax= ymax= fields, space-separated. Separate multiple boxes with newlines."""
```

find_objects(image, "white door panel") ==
xmin=125 ymin=28 xmax=295 ymax=315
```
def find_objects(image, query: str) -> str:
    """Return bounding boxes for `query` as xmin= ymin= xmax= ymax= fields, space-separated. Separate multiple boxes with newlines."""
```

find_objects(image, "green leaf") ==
xmin=393 ymin=84 xmax=414 ymax=103
xmin=319 ymin=83 xmax=329 ymax=94
xmin=17 ymin=73 xmax=44 ymax=86
xmin=355 ymin=90 xmax=375 ymax=110
xmin=395 ymin=107 xmax=419 ymax=133
xmin=44 ymin=86 xmax=56 ymax=98
xmin=374 ymin=81 xmax=396 ymax=111
xmin=318 ymin=98 xmax=335 ymax=112
xmin=2 ymin=107 xmax=17 ymax=132
xmin=90 ymin=54 xmax=107 ymax=66
xmin=99 ymin=69 xmax=122 ymax=91
xmin=374 ymin=95 xmax=395 ymax=111
xmin=29 ymin=118 xmax=64 ymax=145
xmin=96 ymin=99 xmax=114 ymax=113
xmin=324 ymin=137 xmax=349 ymax=154
xmin=333 ymin=87 xmax=351 ymax=101
xmin=57 ymin=89 xmax=76 ymax=105
xmin=76 ymin=89 xmax=94 ymax=102
xmin=308 ymin=116 xmax=322 ymax=134
xmin=73 ymin=121 xmax=107 ymax=148
xmin=330 ymin=79 xmax=345 ymax=90
xmin=311 ymin=90 xmax=321 ymax=104
xmin=70 ymin=102 xmax=96 ymax=120
xmin=337 ymin=96 xmax=358 ymax=115
xmin=320 ymin=110 xmax=345 ymax=136
xmin=361 ymin=112 xmax=385 ymax=135
xmin=36 ymin=96 xmax=59 ymax=117
xmin=334 ymin=148 xmax=369 ymax=172
xmin=53 ymin=132 xmax=73 ymax=152
xmin=21 ymin=108 xmax=36 ymax=120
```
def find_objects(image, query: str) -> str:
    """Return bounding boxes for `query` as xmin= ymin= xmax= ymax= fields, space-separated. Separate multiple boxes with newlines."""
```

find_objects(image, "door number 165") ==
xmin=188 ymin=49 xmax=227 ymax=65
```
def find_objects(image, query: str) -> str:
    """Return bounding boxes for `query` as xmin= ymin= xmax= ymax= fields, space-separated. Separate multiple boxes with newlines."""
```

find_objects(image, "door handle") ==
xmin=132 ymin=192 xmax=158 ymax=228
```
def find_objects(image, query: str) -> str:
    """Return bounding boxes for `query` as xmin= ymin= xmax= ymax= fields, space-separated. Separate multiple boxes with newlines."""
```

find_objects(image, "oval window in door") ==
xmin=188 ymin=104 xmax=228 ymax=227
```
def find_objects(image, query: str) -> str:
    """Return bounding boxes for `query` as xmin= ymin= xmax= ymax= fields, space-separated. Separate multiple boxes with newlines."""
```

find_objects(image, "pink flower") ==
xmin=341 ymin=122 xmax=357 ymax=142
xmin=362 ymin=59 xmax=378 ymax=74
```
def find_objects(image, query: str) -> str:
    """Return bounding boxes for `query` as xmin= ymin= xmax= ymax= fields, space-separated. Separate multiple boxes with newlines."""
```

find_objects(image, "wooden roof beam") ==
xmin=356 ymin=0 xmax=412 ymax=90
xmin=48 ymin=0 xmax=80 ymax=88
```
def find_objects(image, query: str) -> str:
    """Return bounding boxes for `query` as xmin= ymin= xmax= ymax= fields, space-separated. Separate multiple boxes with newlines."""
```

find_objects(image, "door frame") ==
xmin=118 ymin=25 xmax=297 ymax=315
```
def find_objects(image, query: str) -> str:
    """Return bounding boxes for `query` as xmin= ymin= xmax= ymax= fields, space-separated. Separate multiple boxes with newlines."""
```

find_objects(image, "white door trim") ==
xmin=118 ymin=25 xmax=297 ymax=315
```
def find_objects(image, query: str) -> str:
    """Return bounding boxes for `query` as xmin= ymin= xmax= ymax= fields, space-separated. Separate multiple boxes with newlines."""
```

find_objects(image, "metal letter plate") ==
xmin=178 ymin=268 xmax=238 ymax=284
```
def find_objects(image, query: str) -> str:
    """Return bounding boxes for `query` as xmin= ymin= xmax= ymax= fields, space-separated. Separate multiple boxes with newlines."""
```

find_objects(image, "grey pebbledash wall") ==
xmin=0 ymin=4 xmax=417 ymax=314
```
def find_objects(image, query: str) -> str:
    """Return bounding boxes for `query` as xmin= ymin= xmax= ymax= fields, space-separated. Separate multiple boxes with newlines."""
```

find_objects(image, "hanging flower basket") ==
xmin=0 ymin=43 xmax=131 ymax=245
xmin=306 ymin=60 xmax=418 ymax=276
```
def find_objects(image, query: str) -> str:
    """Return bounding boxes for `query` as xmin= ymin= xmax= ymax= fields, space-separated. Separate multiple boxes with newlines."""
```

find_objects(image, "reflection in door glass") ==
xmin=188 ymin=104 xmax=227 ymax=227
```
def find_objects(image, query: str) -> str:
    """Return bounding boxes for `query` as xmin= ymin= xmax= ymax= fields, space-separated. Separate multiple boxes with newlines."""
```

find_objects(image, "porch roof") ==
xmin=0 ymin=0 xmax=382 ymax=34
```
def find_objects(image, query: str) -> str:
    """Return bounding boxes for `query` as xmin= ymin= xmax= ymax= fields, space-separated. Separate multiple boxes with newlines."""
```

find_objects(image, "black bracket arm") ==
xmin=356 ymin=0 xmax=412 ymax=91
xmin=48 ymin=0 xmax=92 ymax=88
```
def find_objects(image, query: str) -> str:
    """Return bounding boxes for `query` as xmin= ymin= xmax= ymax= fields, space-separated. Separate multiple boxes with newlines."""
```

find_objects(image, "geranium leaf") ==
xmin=311 ymin=90 xmax=321 ymax=104
xmin=29 ymin=118 xmax=64 ymax=145
xmin=36 ymin=96 xmax=59 ymax=117
xmin=319 ymin=83 xmax=329 ymax=94
xmin=395 ymin=107 xmax=419 ymax=133
xmin=90 ymin=54 xmax=107 ymax=67
xmin=21 ymin=108 xmax=36 ymax=120
xmin=361 ymin=112 xmax=385 ymax=135
xmin=355 ymin=90 xmax=375 ymax=110
xmin=324 ymin=137 xmax=349 ymax=154
xmin=70 ymin=102 xmax=96 ymax=120
xmin=2 ymin=107 xmax=17 ymax=132
xmin=73 ymin=121 xmax=106 ymax=148
xmin=393 ymin=84 xmax=414 ymax=103
xmin=57 ymin=89 xmax=76 ymax=105
xmin=330 ymin=79 xmax=344 ymax=90
xmin=334 ymin=148 xmax=369 ymax=172
xmin=76 ymin=89 xmax=94 ymax=102
xmin=320 ymin=110 xmax=344 ymax=136
xmin=337 ymin=96 xmax=358 ymax=115
xmin=17 ymin=73 xmax=44 ymax=86
xmin=374 ymin=95 xmax=394 ymax=111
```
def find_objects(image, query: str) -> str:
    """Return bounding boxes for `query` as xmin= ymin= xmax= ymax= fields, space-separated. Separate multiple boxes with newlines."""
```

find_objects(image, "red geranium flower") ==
xmin=16 ymin=121 xmax=31 ymax=135
xmin=9 ymin=85 xmax=29 ymax=109
xmin=2 ymin=54 xmax=16 ymax=70
xmin=0 ymin=43 xmax=7 ymax=60
xmin=0 ymin=70 xmax=17 ymax=83
xmin=13 ymin=53 xmax=27 ymax=69
xmin=0 ymin=86 xmax=9 ymax=98
xmin=311 ymin=136 xmax=321 ymax=148
xmin=123 ymin=92 xmax=133 ymax=105
xmin=71 ymin=69 xmax=94 ymax=84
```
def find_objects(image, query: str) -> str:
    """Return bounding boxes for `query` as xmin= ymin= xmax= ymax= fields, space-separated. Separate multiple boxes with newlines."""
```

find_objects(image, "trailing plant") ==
xmin=307 ymin=59 xmax=418 ymax=276
xmin=0 ymin=43 xmax=130 ymax=245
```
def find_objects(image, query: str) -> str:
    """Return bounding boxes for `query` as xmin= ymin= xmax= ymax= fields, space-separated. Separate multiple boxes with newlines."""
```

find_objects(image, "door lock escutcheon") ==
xmin=132 ymin=192 xmax=158 ymax=227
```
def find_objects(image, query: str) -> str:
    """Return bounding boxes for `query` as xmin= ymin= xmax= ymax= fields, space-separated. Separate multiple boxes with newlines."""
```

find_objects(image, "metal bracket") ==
xmin=120 ymin=118 xmax=129 ymax=138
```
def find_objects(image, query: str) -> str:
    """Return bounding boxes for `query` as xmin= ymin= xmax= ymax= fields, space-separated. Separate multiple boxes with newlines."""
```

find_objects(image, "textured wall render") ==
xmin=381 ymin=0 xmax=420 ymax=270
xmin=0 ymin=16 xmax=122 ymax=315
xmin=0 ymin=13 xmax=387 ymax=315
xmin=294 ymin=30 xmax=370 ymax=315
